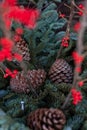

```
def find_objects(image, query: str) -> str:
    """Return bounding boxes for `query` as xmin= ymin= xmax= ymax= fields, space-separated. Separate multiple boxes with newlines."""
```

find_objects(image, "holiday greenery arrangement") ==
xmin=0 ymin=0 xmax=87 ymax=130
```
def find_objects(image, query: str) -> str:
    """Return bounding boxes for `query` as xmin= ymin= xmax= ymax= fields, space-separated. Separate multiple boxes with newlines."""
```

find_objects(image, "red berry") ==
xmin=78 ymin=4 xmax=84 ymax=9
xmin=78 ymin=81 xmax=84 ymax=87
xmin=15 ymin=28 xmax=23 ymax=35
xmin=78 ymin=11 xmax=83 ymax=16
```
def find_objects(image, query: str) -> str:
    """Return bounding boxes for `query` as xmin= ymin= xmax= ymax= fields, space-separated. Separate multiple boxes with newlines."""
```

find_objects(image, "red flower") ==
xmin=71 ymin=88 xmax=82 ymax=105
xmin=15 ymin=28 xmax=23 ymax=35
xmin=74 ymin=22 xmax=81 ymax=32
xmin=72 ymin=51 xmax=84 ymax=64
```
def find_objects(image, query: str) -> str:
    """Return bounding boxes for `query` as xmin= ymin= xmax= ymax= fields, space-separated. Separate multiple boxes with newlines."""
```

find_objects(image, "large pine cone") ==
xmin=49 ymin=59 xmax=73 ymax=84
xmin=15 ymin=38 xmax=30 ymax=62
xmin=27 ymin=69 xmax=46 ymax=89
xmin=27 ymin=108 xmax=66 ymax=130
xmin=10 ymin=69 xmax=46 ymax=93
xmin=10 ymin=71 xmax=30 ymax=94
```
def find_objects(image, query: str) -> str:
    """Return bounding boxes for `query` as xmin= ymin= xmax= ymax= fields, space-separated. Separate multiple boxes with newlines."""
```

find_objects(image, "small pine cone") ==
xmin=15 ymin=38 xmax=30 ymax=62
xmin=27 ymin=69 xmax=46 ymax=89
xmin=10 ymin=71 xmax=30 ymax=94
xmin=49 ymin=59 xmax=73 ymax=84
xmin=27 ymin=108 xmax=66 ymax=130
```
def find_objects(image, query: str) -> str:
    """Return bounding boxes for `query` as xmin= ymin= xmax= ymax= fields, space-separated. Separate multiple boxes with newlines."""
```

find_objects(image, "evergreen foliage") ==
xmin=0 ymin=0 xmax=87 ymax=130
xmin=81 ymin=120 xmax=87 ymax=130
xmin=0 ymin=71 xmax=9 ymax=89
xmin=23 ymin=2 xmax=68 ymax=69
xmin=0 ymin=109 xmax=29 ymax=130
xmin=63 ymin=115 xmax=84 ymax=130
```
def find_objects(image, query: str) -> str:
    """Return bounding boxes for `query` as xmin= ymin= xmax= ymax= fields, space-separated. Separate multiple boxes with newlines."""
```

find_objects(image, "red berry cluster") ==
xmin=61 ymin=37 xmax=69 ymax=47
xmin=14 ymin=27 xmax=24 ymax=42
xmin=4 ymin=68 xmax=18 ymax=78
xmin=71 ymin=88 xmax=82 ymax=105
xmin=59 ymin=13 xmax=65 ymax=18
xmin=78 ymin=4 xmax=84 ymax=16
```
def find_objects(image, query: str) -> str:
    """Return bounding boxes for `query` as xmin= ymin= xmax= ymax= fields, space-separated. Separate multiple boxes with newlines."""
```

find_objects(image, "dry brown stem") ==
xmin=56 ymin=0 xmax=74 ymax=59
xmin=61 ymin=0 xmax=87 ymax=110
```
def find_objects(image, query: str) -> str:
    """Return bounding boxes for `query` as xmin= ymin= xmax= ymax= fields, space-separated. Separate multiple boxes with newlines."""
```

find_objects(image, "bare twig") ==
xmin=0 ymin=67 xmax=5 ymax=75
xmin=61 ymin=0 xmax=87 ymax=110
xmin=56 ymin=0 xmax=75 ymax=59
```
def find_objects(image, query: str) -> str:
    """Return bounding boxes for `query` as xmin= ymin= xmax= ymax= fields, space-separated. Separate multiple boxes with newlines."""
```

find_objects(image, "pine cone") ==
xmin=15 ymin=38 xmax=30 ymax=62
xmin=27 ymin=69 xmax=46 ymax=89
xmin=49 ymin=59 xmax=73 ymax=84
xmin=10 ymin=71 xmax=30 ymax=94
xmin=27 ymin=108 xmax=66 ymax=130
xmin=10 ymin=69 xmax=46 ymax=93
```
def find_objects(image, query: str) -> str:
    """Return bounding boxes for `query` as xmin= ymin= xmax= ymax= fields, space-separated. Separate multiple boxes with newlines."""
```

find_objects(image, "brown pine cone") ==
xmin=10 ymin=71 xmax=30 ymax=94
xmin=27 ymin=108 xmax=66 ymax=130
xmin=49 ymin=59 xmax=73 ymax=84
xmin=27 ymin=69 xmax=46 ymax=89
xmin=15 ymin=38 xmax=30 ymax=62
